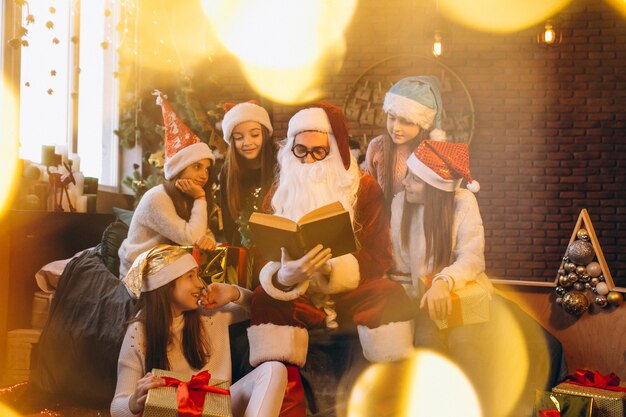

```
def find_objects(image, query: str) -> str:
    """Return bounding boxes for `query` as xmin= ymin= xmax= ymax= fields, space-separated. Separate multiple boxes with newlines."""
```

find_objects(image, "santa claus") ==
xmin=247 ymin=102 xmax=414 ymax=416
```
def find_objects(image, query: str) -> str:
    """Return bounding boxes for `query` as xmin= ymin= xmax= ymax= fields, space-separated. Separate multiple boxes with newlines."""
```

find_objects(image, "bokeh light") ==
xmin=347 ymin=350 xmax=482 ymax=417
xmin=439 ymin=0 xmax=571 ymax=33
xmin=0 ymin=78 xmax=22 ymax=220
xmin=201 ymin=0 xmax=357 ymax=103
xmin=605 ymin=0 xmax=626 ymax=18
xmin=0 ymin=400 xmax=22 ymax=416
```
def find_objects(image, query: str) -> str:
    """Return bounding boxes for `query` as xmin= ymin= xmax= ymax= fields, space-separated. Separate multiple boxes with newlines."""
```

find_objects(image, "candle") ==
xmin=41 ymin=145 xmax=57 ymax=167
xmin=69 ymin=153 xmax=81 ymax=172
xmin=73 ymin=171 xmax=84 ymax=198
xmin=76 ymin=195 xmax=87 ymax=213
xmin=83 ymin=177 xmax=99 ymax=194
xmin=54 ymin=145 xmax=69 ymax=165
xmin=86 ymin=194 xmax=97 ymax=213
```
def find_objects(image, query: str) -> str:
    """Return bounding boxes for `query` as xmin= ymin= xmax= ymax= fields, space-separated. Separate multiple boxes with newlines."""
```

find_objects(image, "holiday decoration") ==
xmin=554 ymin=209 xmax=623 ymax=316
xmin=561 ymin=291 xmax=589 ymax=316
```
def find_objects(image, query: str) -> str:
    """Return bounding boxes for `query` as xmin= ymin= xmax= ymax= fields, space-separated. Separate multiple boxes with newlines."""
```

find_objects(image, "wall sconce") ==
xmin=432 ymin=31 xmax=444 ymax=58
xmin=537 ymin=20 xmax=562 ymax=47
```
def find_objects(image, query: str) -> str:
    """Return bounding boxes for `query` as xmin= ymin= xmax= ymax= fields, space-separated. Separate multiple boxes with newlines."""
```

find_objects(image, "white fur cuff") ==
xmin=260 ymin=261 xmax=309 ymax=301
xmin=357 ymin=321 xmax=414 ymax=362
xmin=314 ymin=254 xmax=360 ymax=294
xmin=248 ymin=323 xmax=309 ymax=367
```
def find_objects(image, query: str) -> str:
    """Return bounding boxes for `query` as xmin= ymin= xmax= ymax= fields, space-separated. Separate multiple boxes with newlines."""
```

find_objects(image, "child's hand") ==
xmin=176 ymin=179 xmax=206 ymax=199
xmin=199 ymin=283 xmax=240 ymax=310
xmin=195 ymin=233 xmax=216 ymax=251
xmin=420 ymin=280 xmax=452 ymax=321
xmin=129 ymin=372 xmax=165 ymax=414
xmin=277 ymin=244 xmax=332 ymax=286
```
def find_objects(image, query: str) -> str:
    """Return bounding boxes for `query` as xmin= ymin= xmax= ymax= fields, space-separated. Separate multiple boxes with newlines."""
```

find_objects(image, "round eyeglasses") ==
xmin=291 ymin=143 xmax=330 ymax=161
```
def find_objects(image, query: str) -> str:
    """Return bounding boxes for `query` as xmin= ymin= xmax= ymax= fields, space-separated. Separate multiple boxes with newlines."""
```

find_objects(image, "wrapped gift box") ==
xmin=534 ymin=389 xmax=595 ymax=417
xmin=425 ymin=279 xmax=491 ymax=330
xmin=553 ymin=382 xmax=625 ymax=417
xmin=144 ymin=369 xmax=232 ymax=417
xmin=32 ymin=290 xmax=54 ymax=329
xmin=6 ymin=328 xmax=41 ymax=371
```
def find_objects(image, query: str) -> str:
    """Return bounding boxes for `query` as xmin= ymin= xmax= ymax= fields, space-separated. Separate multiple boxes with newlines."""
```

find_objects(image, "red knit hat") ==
xmin=406 ymin=140 xmax=480 ymax=193
xmin=153 ymin=90 xmax=214 ymax=180
xmin=286 ymin=101 xmax=351 ymax=170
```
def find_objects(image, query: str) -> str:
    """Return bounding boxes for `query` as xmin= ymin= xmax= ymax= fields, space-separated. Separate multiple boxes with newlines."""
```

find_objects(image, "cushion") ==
xmin=112 ymin=207 xmax=134 ymax=226
xmin=99 ymin=220 xmax=129 ymax=275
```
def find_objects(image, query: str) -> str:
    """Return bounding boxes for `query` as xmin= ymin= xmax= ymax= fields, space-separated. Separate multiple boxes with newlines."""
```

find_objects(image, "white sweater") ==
xmin=390 ymin=189 xmax=488 ymax=298
xmin=118 ymin=184 xmax=208 ymax=277
xmin=110 ymin=287 xmax=252 ymax=417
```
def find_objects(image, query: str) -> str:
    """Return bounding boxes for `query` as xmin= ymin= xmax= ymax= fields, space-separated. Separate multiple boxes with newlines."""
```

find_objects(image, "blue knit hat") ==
xmin=383 ymin=76 xmax=445 ymax=139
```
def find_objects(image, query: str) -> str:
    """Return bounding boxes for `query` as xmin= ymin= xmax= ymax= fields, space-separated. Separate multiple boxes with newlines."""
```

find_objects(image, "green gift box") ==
xmin=144 ymin=369 xmax=232 ymax=417
xmin=534 ymin=390 xmax=595 ymax=417
xmin=553 ymin=382 xmax=626 ymax=417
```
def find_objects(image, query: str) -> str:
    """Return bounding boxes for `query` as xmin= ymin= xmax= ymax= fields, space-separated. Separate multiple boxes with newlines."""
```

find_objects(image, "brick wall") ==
xmin=210 ymin=0 xmax=626 ymax=286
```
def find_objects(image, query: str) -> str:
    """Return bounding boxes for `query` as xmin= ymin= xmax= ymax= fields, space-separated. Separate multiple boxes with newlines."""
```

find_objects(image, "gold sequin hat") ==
xmin=406 ymin=140 xmax=480 ymax=193
xmin=122 ymin=244 xmax=198 ymax=299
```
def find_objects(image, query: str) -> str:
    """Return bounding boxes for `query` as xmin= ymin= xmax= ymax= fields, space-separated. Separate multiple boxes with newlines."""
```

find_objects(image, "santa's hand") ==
xmin=419 ymin=280 xmax=452 ymax=321
xmin=176 ymin=179 xmax=206 ymax=199
xmin=199 ymin=283 xmax=240 ymax=310
xmin=195 ymin=232 xmax=216 ymax=251
xmin=277 ymin=244 xmax=332 ymax=287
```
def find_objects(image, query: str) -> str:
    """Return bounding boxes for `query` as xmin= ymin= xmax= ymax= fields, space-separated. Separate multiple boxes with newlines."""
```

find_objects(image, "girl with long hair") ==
xmin=118 ymin=92 xmax=217 ymax=277
xmin=219 ymin=101 xmax=276 ymax=246
xmin=365 ymin=76 xmax=448 ymax=213
xmin=111 ymin=244 xmax=287 ymax=417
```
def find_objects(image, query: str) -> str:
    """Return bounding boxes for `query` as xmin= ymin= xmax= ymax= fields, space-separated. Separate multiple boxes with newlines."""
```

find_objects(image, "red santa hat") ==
xmin=406 ymin=140 xmax=480 ymax=193
xmin=286 ymin=101 xmax=351 ymax=170
xmin=221 ymin=100 xmax=273 ymax=144
xmin=153 ymin=90 xmax=214 ymax=180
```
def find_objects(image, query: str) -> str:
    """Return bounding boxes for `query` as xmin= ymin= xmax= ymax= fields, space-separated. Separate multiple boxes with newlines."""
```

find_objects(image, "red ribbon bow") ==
xmin=161 ymin=370 xmax=230 ymax=417
xmin=565 ymin=369 xmax=626 ymax=393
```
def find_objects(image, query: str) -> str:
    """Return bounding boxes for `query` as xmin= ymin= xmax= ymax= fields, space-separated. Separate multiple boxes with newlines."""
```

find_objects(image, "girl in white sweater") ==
xmin=118 ymin=92 xmax=217 ymax=277
xmin=111 ymin=244 xmax=287 ymax=417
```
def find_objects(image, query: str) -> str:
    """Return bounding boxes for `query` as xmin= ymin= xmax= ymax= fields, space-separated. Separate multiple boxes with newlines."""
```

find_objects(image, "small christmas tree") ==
xmin=554 ymin=209 xmax=623 ymax=315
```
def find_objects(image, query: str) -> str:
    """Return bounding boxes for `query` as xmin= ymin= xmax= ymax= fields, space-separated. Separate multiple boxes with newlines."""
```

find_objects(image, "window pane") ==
xmin=18 ymin=0 xmax=72 ymax=163
xmin=76 ymin=0 xmax=119 ymax=186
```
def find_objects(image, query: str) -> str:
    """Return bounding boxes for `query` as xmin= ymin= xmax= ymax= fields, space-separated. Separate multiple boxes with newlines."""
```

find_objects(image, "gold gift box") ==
xmin=552 ymin=382 xmax=625 ymax=417
xmin=431 ymin=280 xmax=491 ymax=330
xmin=144 ymin=369 xmax=232 ymax=417
xmin=534 ymin=390 xmax=595 ymax=417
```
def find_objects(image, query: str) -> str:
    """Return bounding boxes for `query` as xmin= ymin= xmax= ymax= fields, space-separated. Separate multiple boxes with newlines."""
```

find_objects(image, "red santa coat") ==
xmin=248 ymin=174 xmax=414 ymax=367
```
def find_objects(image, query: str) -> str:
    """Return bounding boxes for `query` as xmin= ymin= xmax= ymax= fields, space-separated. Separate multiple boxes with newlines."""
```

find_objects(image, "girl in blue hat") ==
xmin=365 ymin=76 xmax=448 ymax=212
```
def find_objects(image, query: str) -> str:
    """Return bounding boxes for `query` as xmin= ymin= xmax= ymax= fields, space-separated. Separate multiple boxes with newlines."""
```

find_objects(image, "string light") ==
xmin=432 ymin=32 xmax=443 ymax=58
xmin=537 ymin=19 xmax=562 ymax=46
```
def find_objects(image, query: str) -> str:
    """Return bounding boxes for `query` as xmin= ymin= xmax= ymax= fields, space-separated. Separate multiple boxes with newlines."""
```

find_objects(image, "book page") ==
xmin=298 ymin=201 xmax=345 ymax=225
xmin=249 ymin=212 xmax=298 ymax=232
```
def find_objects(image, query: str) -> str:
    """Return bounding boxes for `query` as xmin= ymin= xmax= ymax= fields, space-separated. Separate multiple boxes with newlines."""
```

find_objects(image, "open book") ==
xmin=249 ymin=201 xmax=357 ymax=261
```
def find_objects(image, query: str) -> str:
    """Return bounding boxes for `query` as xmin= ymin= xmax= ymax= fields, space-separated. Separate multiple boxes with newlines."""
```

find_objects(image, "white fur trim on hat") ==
xmin=142 ymin=252 xmax=198 ymax=292
xmin=406 ymin=152 xmax=461 ymax=192
xmin=383 ymin=92 xmax=437 ymax=130
xmin=247 ymin=323 xmax=309 ymax=367
xmin=259 ymin=261 xmax=309 ymax=301
xmin=357 ymin=321 xmax=414 ymax=362
xmin=429 ymin=128 xmax=447 ymax=141
xmin=287 ymin=107 xmax=332 ymax=140
xmin=312 ymin=254 xmax=360 ymax=294
xmin=221 ymin=102 xmax=273 ymax=145
xmin=164 ymin=142 xmax=215 ymax=180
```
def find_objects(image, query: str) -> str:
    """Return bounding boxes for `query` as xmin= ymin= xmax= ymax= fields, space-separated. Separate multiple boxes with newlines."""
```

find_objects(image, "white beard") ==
xmin=271 ymin=136 xmax=360 ymax=222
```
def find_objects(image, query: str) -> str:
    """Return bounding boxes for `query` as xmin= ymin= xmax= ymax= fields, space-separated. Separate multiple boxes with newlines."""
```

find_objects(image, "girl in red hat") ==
xmin=118 ymin=91 xmax=217 ymax=278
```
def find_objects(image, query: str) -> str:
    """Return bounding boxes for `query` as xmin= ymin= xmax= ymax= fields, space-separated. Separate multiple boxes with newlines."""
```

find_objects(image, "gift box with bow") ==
xmin=534 ymin=390 xmax=595 ymax=417
xmin=144 ymin=369 xmax=232 ymax=417
xmin=552 ymin=369 xmax=626 ymax=417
